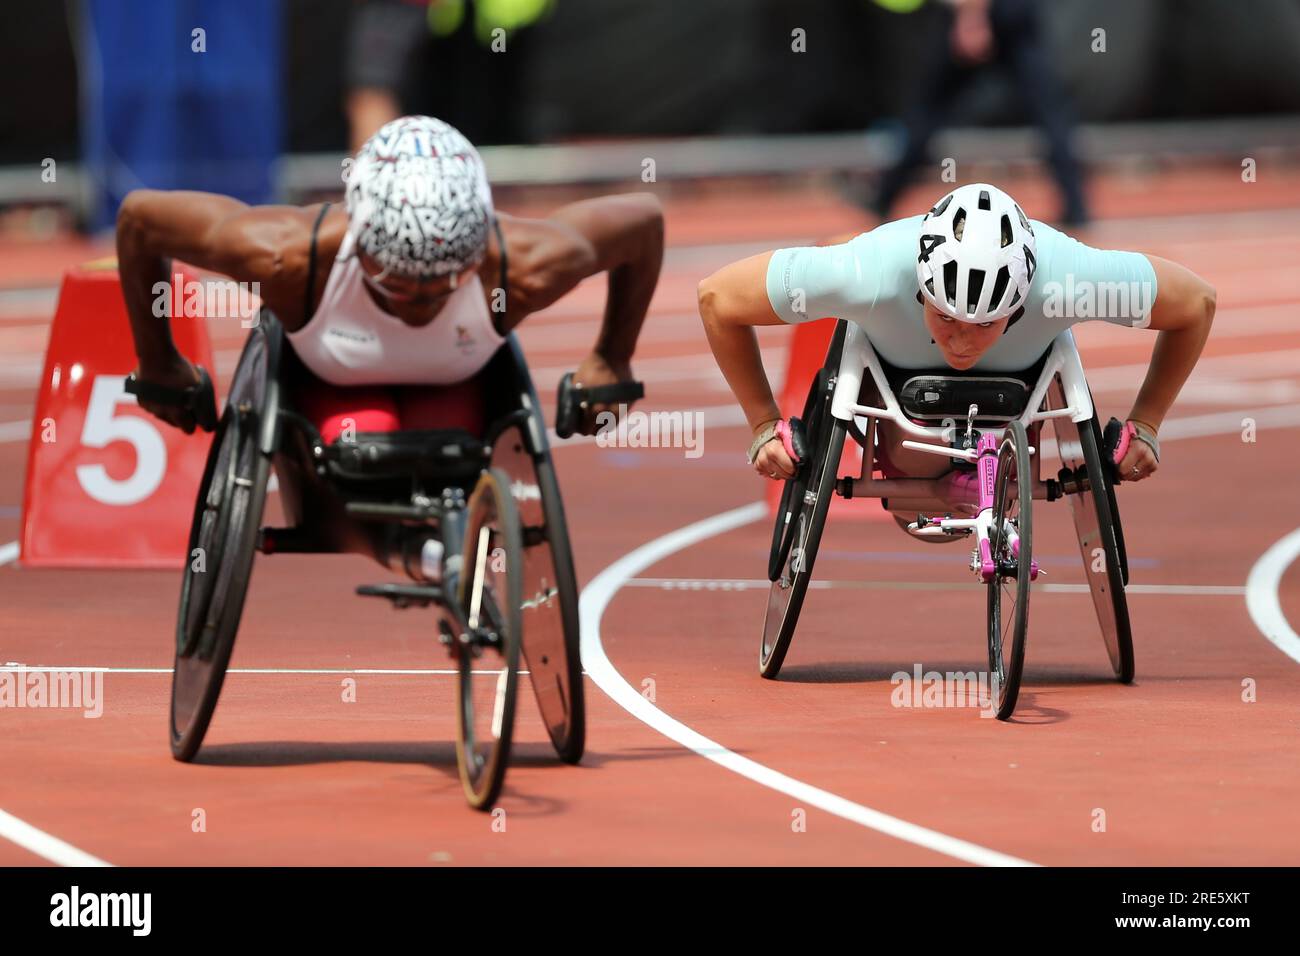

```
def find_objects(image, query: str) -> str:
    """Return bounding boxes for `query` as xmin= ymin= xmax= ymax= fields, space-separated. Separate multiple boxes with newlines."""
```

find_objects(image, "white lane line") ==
xmin=1245 ymin=528 xmax=1300 ymax=665
xmin=579 ymin=501 xmax=1036 ymax=867
xmin=0 ymin=808 xmax=113 ymax=867
xmin=627 ymin=577 xmax=1246 ymax=595
xmin=0 ymin=541 xmax=17 ymax=566
xmin=0 ymin=419 xmax=31 ymax=443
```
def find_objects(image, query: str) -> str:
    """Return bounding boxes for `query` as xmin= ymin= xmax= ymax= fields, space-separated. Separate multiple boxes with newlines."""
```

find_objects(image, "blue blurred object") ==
xmin=79 ymin=0 xmax=282 ymax=230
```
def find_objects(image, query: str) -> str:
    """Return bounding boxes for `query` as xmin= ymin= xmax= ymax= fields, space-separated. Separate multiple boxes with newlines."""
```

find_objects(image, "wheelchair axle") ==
xmin=437 ymin=618 xmax=502 ymax=659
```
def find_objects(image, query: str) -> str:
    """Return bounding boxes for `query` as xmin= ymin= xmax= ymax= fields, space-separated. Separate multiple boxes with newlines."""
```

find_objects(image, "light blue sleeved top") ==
xmin=765 ymin=216 xmax=1158 ymax=372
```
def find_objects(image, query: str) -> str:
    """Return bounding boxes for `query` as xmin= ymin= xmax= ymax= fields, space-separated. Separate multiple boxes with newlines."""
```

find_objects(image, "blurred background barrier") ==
xmin=1 ymin=0 xmax=1300 ymax=225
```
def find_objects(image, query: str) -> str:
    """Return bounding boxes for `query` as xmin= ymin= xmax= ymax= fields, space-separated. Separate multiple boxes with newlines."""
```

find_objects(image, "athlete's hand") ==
xmin=572 ymin=350 xmax=635 ymax=435
xmin=131 ymin=354 xmax=203 ymax=434
xmin=1116 ymin=418 xmax=1159 ymax=482
xmin=751 ymin=418 xmax=797 ymax=481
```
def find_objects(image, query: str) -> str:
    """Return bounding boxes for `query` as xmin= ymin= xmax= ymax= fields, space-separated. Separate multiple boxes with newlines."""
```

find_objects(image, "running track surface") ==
xmin=2 ymin=168 xmax=1299 ymax=866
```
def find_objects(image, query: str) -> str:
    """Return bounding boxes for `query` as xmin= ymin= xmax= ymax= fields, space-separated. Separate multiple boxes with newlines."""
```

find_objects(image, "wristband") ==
xmin=1129 ymin=419 xmax=1160 ymax=462
xmin=746 ymin=421 xmax=779 ymax=465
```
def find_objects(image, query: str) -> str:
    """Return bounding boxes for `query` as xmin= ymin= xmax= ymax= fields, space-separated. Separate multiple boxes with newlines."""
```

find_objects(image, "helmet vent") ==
xmin=978 ymin=190 xmax=991 ymax=211
xmin=952 ymin=207 xmax=967 ymax=241
xmin=1015 ymin=204 xmax=1033 ymax=235
xmin=1000 ymin=215 xmax=1013 ymax=247
xmin=967 ymin=268 xmax=986 ymax=316
xmin=943 ymin=261 xmax=958 ymax=308
xmin=990 ymin=266 xmax=1010 ymax=308
xmin=1024 ymin=244 xmax=1037 ymax=280
xmin=932 ymin=194 xmax=953 ymax=218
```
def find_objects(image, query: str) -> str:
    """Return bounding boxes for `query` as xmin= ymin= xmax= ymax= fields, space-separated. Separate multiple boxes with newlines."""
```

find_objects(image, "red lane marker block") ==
xmin=20 ymin=263 xmax=215 ymax=568
xmin=767 ymin=318 xmax=884 ymax=522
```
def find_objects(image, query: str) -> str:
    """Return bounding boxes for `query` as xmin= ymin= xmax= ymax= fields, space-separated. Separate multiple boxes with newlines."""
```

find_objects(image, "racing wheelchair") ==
xmin=764 ymin=320 xmax=1134 ymax=719
xmin=129 ymin=310 xmax=640 ymax=809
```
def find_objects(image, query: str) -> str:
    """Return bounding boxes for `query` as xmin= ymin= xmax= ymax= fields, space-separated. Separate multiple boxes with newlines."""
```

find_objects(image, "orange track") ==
xmin=1 ymin=167 xmax=1299 ymax=865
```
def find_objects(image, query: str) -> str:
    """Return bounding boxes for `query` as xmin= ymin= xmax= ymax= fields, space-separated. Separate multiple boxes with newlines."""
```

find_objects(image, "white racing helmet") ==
xmin=916 ymin=183 xmax=1037 ymax=324
xmin=345 ymin=115 xmax=493 ymax=280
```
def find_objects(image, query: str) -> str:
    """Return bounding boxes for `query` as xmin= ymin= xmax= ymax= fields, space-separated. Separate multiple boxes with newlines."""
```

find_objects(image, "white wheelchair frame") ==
xmin=827 ymin=322 xmax=1097 ymax=514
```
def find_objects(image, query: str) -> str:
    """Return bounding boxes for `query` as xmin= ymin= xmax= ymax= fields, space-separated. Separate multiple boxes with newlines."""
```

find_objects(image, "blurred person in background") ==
xmin=346 ymin=0 xmax=552 ymax=152
xmin=870 ymin=0 xmax=1090 ymax=226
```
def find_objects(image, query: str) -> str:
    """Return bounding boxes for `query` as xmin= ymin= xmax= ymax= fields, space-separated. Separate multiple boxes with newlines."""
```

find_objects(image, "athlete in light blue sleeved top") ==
xmin=698 ymin=182 xmax=1217 ymax=488
xmin=766 ymin=213 xmax=1158 ymax=373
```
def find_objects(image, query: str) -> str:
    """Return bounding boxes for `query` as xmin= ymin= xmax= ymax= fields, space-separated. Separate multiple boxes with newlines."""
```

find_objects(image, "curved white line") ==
xmin=578 ymin=501 xmax=1037 ymax=867
xmin=0 ymin=808 xmax=112 ymax=867
xmin=0 ymin=541 xmax=17 ymax=567
xmin=1246 ymin=527 xmax=1300 ymax=664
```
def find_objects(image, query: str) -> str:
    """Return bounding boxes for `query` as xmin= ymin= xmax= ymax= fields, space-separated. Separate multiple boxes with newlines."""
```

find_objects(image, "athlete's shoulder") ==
xmin=871 ymin=213 xmax=926 ymax=239
xmin=1027 ymin=218 xmax=1069 ymax=252
xmin=1026 ymin=218 xmax=1152 ymax=279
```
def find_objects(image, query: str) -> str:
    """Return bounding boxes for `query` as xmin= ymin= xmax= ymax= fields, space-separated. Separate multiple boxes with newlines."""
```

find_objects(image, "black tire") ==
xmin=760 ymin=414 xmax=846 ymax=679
xmin=171 ymin=329 xmax=274 ymax=761
xmin=1073 ymin=416 xmax=1135 ymax=683
xmin=987 ymin=421 xmax=1033 ymax=720
xmin=769 ymin=321 xmax=847 ymax=581
xmin=1049 ymin=384 xmax=1135 ymax=683
xmin=455 ymin=467 xmax=524 ymax=810
xmin=490 ymin=424 xmax=584 ymax=764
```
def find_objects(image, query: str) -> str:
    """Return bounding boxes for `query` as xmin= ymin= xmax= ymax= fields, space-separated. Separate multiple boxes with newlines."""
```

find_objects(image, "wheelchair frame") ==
xmin=830 ymin=322 xmax=1092 ymax=510
xmin=762 ymin=319 xmax=1135 ymax=711
xmin=168 ymin=309 xmax=585 ymax=809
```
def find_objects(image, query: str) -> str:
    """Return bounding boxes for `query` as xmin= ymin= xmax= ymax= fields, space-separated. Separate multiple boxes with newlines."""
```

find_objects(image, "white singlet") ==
xmin=286 ymin=227 xmax=504 ymax=387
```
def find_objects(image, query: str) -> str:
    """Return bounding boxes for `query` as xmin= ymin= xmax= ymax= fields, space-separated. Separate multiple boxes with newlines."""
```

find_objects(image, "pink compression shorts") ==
xmin=292 ymin=378 xmax=486 ymax=444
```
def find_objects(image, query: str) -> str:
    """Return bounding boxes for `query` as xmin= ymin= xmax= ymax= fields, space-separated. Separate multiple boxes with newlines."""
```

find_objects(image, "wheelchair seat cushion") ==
xmin=290 ymin=375 xmax=486 ymax=445
xmin=879 ymin=348 xmax=1049 ymax=426
xmin=325 ymin=429 xmax=487 ymax=480
xmin=899 ymin=375 xmax=1031 ymax=423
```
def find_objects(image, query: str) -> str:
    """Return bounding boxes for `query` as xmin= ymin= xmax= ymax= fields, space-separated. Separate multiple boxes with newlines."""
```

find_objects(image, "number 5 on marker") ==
xmin=76 ymin=376 xmax=167 ymax=506
xmin=20 ymin=263 xmax=215 ymax=567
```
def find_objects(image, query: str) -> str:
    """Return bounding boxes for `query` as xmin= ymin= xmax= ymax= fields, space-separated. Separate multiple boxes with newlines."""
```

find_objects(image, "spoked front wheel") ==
xmin=453 ymin=467 xmax=524 ymax=810
xmin=986 ymin=421 xmax=1033 ymax=720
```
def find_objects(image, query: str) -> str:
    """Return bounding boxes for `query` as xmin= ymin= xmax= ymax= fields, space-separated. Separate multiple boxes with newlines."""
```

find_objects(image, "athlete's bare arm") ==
xmin=696 ymin=251 xmax=795 ymax=473
xmin=501 ymin=192 xmax=664 ymax=423
xmin=1129 ymin=255 xmax=1216 ymax=431
xmin=116 ymin=190 xmax=322 ymax=426
xmin=1092 ymin=254 xmax=1213 ymax=480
